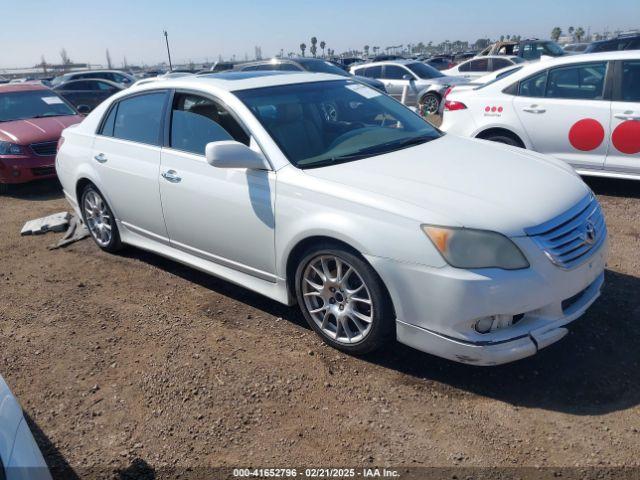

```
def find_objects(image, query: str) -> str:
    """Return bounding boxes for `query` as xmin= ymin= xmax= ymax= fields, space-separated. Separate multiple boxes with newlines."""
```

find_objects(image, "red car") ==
xmin=0 ymin=83 xmax=83 ymax=192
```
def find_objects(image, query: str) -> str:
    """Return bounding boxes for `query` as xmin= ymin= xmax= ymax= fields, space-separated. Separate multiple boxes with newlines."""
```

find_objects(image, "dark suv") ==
xmin=234 ymin=58 xmax=386 ymax=92
xmin=584 ymin=34 xmax=640 ymax=53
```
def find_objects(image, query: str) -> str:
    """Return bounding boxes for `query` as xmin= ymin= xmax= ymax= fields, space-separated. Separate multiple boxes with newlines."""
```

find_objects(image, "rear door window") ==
xmin=111 ymin=92 xmax=167 ymax=145
xmin=518 ymin=70 xmax=548 ymax=97
xmin=491 ymin=58 xmax=513 ymax=71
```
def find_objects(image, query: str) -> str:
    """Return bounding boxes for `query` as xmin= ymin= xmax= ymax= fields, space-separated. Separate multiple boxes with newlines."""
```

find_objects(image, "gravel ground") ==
xmin=0 ymin=173 xmax=639 ymax=480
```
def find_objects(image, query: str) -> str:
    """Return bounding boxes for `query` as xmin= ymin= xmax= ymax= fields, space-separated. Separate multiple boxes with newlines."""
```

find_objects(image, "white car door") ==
xmin=91 ymin=90 xmax=169 ymax=241
xmin=158 ymin=92 xmax=276 ymax=280
xmin=605 ymin=59 xmax=640 ymax=174
xmin=513 ymin=61 xmax=611 ymax=170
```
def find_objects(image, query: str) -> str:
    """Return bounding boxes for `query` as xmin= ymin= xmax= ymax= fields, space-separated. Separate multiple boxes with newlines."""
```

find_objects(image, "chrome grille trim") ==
xmin=524 ymin=193 xmax=607 ymax=270
xmin=30 ymin=141 xmax=58 ymax=157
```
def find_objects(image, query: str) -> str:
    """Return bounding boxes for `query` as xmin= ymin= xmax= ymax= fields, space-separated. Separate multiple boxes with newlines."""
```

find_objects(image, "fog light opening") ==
xmin=475 ymin=317 xmax=494 ymax=334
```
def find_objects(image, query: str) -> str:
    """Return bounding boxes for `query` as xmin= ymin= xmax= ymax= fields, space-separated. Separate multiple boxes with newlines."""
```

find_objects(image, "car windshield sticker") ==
xmin=42 ymin=96 xmax=65 ymax=105
xmin=346 ymin=84 xmax=381 ymax=99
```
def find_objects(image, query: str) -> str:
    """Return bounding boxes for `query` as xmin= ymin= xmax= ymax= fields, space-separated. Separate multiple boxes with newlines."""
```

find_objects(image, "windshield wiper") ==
xmin=301 ymin=135 xmax=436 ymax=169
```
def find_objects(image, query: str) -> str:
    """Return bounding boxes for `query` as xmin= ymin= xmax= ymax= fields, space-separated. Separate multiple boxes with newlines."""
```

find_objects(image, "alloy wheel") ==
xmin=83 ymin=190 xmax=112 ymax=247
xmin=301 ymin=255 xmax=374 ymax=344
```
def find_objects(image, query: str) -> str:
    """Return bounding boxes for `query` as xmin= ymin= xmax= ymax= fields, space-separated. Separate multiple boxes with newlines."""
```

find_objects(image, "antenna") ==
xmin=163 ymin=30 xmax=173 ymax=71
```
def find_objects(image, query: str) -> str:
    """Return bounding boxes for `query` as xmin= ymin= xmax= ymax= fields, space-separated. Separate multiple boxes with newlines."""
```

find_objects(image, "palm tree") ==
xmin=300 ymin=43 xmax=306 ymax=57
xmin=551 ymin=27 xmax=562 ymax=41
xmin=568 ymin=26 xmax=575 ymax=40
xmin=320 ymin=40 xmax=326 ymax=58
xmin=575 ymin=27 xmax=585 ymax=41
xmin=310 ymin=37 xmax=318 ymax=57
xmin=364 ymin=45 xmax=370 ymax=58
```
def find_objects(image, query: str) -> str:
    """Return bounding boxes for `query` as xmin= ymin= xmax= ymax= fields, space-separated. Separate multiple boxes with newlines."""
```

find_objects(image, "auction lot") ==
xmin=1 ymin=174 xmax=639 ymax=477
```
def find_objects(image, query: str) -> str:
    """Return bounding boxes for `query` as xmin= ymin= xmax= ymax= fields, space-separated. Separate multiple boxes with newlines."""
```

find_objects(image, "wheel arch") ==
xmin=475 ymin=126 xmax=527 ymax=148
xmin=283 ymin=235 xmax=395 ymax=318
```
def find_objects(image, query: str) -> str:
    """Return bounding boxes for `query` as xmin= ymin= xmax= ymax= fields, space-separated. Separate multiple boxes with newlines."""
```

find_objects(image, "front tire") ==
xmin=80 ymin=184 xmax=122 ymax=252
xmin=294 ymin=244 xmax=394 ymax=355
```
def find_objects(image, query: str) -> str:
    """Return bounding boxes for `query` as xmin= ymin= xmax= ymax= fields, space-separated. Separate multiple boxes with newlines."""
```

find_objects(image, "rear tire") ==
xmin=480 ymin=132 xmax=524 ymax=148
xmin=80 ymin=184 xmax=122 ymax=253
xmin=419 ymin=93 xmax=441 ymax=116
xmin=294 ymin=243 xmax=394 ymax=355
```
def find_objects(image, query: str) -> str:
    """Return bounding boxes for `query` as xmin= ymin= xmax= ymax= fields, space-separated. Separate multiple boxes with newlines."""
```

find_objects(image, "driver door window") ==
xmin=381 ymin=65 xmax=413 ymax=101
xmin=169 ymin=93 xmax=249 ymax=155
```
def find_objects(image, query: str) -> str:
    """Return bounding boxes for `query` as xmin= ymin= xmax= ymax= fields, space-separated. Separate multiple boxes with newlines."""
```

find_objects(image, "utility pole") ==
xmin=163 ymin=30 xmax=173 ymax=71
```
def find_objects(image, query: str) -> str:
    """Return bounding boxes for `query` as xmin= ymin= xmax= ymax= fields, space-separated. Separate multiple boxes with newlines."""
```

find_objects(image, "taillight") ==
xmin=57 ymin=136 xmax=65 ymax=152
xmin=444 ymin=100 xmax=467 ymax=111
xmin=447 ymin=62 xmax=455 ymax=69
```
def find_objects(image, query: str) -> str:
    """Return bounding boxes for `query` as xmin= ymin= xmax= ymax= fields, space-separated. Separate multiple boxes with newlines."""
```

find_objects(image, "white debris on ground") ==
xmin=48 ymin=214 xmax=89 ymax=250
xmin=20 ymin=211 xmax=90 ymax=249
xmin=21 ymin=212 xmax=71 ymax=235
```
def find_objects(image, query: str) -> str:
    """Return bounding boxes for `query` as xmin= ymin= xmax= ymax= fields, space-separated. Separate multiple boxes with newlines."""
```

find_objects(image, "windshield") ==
xmin=541 ymin=41 xmax=565 ymax=56
xmin=0 ymin=90 xmax=76 ymax=122
xmin=406 ymin=62 xmax=444 ymax=79
xmin=300 ymin=60 xmax=349 ymax=77
xmin=236 ymin=80 xmax=441 ymax=169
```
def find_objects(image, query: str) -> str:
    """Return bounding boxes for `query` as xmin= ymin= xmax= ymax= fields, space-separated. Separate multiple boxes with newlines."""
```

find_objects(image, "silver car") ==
xmin=350 ymin=59 xmax=469 ymax=114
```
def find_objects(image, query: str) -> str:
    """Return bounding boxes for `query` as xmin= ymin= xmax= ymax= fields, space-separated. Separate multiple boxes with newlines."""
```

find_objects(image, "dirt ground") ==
xmin=1 ymin=173 xmax=639 ymax=480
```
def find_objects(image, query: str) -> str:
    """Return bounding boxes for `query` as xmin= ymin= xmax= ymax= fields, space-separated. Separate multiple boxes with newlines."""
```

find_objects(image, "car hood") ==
xmin=0 ymin=115 xmax=83 ymax=145
xmin=304 ymin=135 xmax=589 ymax=237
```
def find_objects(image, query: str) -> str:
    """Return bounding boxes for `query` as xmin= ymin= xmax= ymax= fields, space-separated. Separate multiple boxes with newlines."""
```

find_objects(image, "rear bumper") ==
xmin=0 ymin=155 xmax=57 ymax=184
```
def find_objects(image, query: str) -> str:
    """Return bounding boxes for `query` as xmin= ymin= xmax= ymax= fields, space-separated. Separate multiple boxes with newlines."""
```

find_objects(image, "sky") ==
xmin=0 ymin=0 xmax=638 ymax=69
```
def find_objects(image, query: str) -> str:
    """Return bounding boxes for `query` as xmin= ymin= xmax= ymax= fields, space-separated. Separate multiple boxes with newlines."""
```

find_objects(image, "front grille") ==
xmin=524 ymin=194 xmax=606 ymax=269
xmin=30 ymin=141 xmax=58 ymax=156
xmin=31 ymin=166 xmax=56 ymax=176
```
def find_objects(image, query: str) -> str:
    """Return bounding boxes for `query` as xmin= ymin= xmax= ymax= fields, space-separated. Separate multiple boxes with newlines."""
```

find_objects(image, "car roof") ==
xmin=0 ymin=83 xmax=49 ymax=94
xmin=129 ymin=71 xmax=347 ymax=93
xmin=352 ymin=59 xmax=419 ymax=68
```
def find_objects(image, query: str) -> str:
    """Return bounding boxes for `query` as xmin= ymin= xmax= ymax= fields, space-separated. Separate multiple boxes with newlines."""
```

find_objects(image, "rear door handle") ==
xmin=614 ymin=113 xmax=640 ymax=121
xmin=523 ymin=106 xmax=546 ymax=114
xmin=93 ymin=153 xmax=107 ymax=163
xmin=161 ymin=169 xmax=182 ymax=183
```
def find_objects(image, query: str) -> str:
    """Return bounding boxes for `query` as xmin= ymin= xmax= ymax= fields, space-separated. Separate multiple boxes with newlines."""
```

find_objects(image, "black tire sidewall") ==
xmin=80 ymin=185 xmax=122 ymax=252
xmin=485 ymin=135 xmax=520 ymax=147
xmin=294 ymin=245 xmax=394 ymax=355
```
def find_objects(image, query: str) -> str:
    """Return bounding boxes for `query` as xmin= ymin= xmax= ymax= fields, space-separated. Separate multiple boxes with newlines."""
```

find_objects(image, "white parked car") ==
xmin=56 ymin=71 xmax=607 ymax=366
xmin=441 ymin=51 xmax=640 ymax=181
xmin=442 ymin=55 xmax=525 ymax=80
xmin=0 ymin=375 xmax=51 ymax=480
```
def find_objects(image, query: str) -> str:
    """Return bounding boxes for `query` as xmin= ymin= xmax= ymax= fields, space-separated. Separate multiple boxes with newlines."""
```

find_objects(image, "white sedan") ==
xmin=56 ymin=72 xmax=607 ymax=365
xmin=441 ymin=50 xmax=640 ymax=181
xmin=441 ymin=55 xmax=524 ymax=80
xmin=0 ymin=375 xmax=51 ymax=480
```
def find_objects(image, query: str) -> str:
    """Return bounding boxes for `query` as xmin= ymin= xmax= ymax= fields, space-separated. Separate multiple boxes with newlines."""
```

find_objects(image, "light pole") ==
xmin=163 ymin=30 xmax=173 ymax=71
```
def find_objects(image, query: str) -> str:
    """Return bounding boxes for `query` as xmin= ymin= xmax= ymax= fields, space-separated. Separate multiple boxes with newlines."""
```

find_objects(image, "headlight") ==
xmin=422 ymin=225 xmax=529 ymax=270
xmin=0 ymin=141 xmax=23 ymax=155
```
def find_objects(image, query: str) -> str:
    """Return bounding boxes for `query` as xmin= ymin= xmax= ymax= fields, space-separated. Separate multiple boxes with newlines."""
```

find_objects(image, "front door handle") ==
xmin=523 ymin=106 xmax=546 ymax=114
xmin=161 ymin=169 xmax=182 ymax=183
xmin=93 ymin=153 xmax=107 ymax=163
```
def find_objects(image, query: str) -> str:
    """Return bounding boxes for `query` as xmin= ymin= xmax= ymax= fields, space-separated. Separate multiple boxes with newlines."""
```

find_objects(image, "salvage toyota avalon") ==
xmin=55 ymin=71 xmax=608 ymax=365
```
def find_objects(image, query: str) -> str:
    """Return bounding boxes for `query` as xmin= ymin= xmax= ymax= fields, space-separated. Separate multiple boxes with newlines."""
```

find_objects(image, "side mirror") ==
xmin=76 ymin=104 xmax=91 ymax=115
xmin=403 ymin=74 xmax=415 ymax=82
xmin=205 ymin=141 xmax=270 ymax=170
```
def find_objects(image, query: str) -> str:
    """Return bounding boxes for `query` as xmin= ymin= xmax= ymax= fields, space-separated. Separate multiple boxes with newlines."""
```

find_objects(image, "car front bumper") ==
xmin=0 ymin=154 xmax=57 ymax=184
xmin=366 ymin=236 xmax=608 ymax=366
